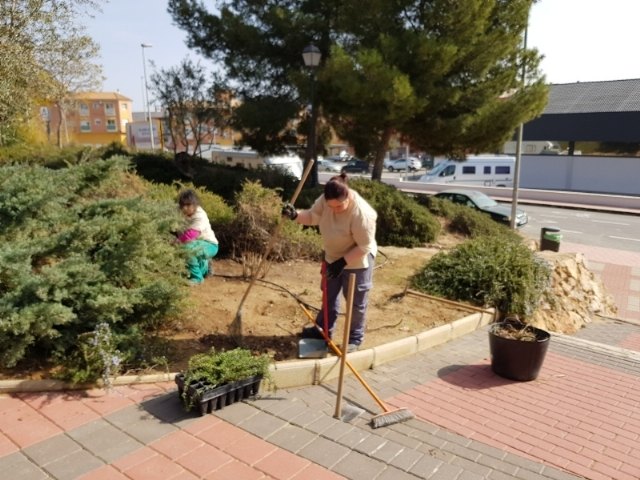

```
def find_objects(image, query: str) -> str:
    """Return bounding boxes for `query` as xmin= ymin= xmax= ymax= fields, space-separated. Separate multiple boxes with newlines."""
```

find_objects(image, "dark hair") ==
xmin=178 ymin=189 xmax=199 ymax=207
xmin=324 ymin=173 xmax=349 ymax=201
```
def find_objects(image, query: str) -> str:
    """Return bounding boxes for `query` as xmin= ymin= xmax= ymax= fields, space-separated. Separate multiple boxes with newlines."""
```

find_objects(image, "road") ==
xmin=318 ymin=169 xmax=640 ymax=253
xmin=519 ymin=204 xmax=640 ymax=253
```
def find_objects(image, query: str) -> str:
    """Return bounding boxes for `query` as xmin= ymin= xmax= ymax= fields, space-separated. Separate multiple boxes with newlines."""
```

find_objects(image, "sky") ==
xmin=85 ymin=0 xmax=640 ymax=113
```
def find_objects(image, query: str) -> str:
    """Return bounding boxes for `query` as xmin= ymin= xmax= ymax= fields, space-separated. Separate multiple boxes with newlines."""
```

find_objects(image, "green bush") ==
xmin=220 ymin=180 xmax=322 ymax=262
xmin=0 ymin=143 xmax=103 ymax=168
xmin=411 ymin=236 xmax=551 ymax=317
xmin=130 ymin=152 xmax=300 ymax=204
xmin=349 ymin=179 xmax=441 ymax=247
xmin=145 ymin=180 xmax=235 ymax=232
xmin=425 ymin=196 xmax=521 ymax=240
xmin=0 ymin=157 xmax=187 ymax=379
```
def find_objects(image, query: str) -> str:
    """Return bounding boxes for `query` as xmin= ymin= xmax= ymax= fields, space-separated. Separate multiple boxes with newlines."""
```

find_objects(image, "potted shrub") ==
xmin=488 ymin=316 xmax=551 ymax=381
xmin=175 ymin=348 xmax=272 ymax=414
xmin=411 ymin=236 xmax=552 ymax=381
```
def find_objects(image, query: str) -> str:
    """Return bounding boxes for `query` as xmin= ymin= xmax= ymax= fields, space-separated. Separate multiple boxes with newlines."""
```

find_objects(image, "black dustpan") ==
xmin=297 ymin=338 xmax=328 ymax=358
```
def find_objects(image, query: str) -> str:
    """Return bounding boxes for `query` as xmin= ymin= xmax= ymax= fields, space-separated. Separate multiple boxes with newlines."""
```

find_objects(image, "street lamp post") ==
xmin=141 ymin=43 xmax=155 ymax=150
xmin=302 ymin=44 xmax=321 ymax=187
xmin=510 ymin=21 xmax=528 ymax=230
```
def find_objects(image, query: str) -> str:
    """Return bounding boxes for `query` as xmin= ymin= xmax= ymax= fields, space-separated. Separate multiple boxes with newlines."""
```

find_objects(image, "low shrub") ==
xmin=425 ymin=196 xmax=521 ymax=240
xmin=219 ymin=180 xmax=322 ymax=265
xmin=130 ymin=152 xmax=300 ymax=204
xmin=0 ymin=157 xmax=187 ymax=380
xmin=411 ymin=236 xmax=551 ymax=317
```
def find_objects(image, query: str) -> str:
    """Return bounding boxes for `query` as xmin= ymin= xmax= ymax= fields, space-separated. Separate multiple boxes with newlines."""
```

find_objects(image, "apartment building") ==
xmin=43 ymin=92 xmax=133 ymax=147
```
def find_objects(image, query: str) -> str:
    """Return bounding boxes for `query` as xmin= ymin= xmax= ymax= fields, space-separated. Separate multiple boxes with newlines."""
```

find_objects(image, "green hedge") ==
xmin=0 ymin=157 xmax=187 ymax=379
xmin=411 ymin=236 xmax=551 ymax=317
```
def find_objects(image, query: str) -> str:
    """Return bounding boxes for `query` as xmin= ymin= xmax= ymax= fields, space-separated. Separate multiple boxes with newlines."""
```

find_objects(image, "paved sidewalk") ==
xmin=1 ymin=242 xmax=639 ymax=480
xmin=561 ymin=241 xmax=640 ymax=323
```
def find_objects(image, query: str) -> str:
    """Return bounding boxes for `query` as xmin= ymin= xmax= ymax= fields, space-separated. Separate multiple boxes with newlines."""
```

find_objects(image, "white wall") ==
xmin=519 ymin=155 xmax=640 ymax=196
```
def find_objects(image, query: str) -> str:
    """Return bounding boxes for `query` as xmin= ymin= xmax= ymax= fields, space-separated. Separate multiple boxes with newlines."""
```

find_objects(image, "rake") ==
xmin=298 ymin=302 xmax=414 ymax=428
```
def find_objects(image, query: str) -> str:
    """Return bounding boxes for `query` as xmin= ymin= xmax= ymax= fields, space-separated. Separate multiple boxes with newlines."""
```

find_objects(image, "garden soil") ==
xmin=166 ymin=241 xmax=472 ymax=370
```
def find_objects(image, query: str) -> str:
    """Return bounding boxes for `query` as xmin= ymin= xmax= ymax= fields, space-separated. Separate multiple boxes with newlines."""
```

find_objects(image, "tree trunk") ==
xmin=371 ymin=127 xmax=393 ymax=181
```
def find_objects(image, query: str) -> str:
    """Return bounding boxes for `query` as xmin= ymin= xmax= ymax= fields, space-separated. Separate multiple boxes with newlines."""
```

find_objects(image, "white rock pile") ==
xmin=527 ymin=251 xmax=618 ymax=334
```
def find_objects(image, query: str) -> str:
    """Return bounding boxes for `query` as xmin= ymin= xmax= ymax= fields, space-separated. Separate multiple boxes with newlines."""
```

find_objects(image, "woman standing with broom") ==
xmin=282 ymin=173 xmax=377 ymax=352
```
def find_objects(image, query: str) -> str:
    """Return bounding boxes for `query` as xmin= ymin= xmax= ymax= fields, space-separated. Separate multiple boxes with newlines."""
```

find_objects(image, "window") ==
xmin=105 ymin=103 xmax=115 ymax=116
xmin=462 ymin=166 xmax=476 ymax=174
xmin=93 ymin=102 xmax=101 ymax=110
xmin=79 ymin=103 xmax=89 ymax=116
xmin=439 ymin=165 xmax=456 ymax=177
xmin=484 ymin=166 xmax=491 ymax=174
xmin=496 ymin=166 xmax=511 ymax=174
xmin=106 ymin=119 xmax=117 ymax=132
xmin=94 ymin=118 xmax=102 ymax=126
xmin=80 ymin=121 xmax=91 ymax=132
xmin=121 ymin=102 xmax=128 ymax=110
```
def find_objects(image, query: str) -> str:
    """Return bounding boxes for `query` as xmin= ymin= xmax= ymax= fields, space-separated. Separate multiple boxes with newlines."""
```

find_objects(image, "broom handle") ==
xmin=299 ymin=303 xmax=392 ymax=413
xmin=235 ymin=159 xmax=315 ymax=310
xmin=334 ymin=273 xmax=355 ymax=418
xmin=405 ymin=289 xmax=494 ymax=314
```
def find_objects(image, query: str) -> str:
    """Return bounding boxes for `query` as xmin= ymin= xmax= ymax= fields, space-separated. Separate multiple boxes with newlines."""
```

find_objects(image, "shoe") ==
xmin=347 ymin=343 xmax=360 ymax=353
xmin=301 ymin=325 xmax=327 ymax=340
xmin=204 ymin=260 xmax=214 ymax=277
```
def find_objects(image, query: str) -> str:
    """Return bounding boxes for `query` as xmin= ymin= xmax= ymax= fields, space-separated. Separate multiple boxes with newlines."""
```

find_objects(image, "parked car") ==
xmin=317 ymin=158 xmax=342 ymax=172
xmin=341 ymin=158 xmax=370 ymax=174
xmin=434 ymin=189 xmax=528 ymax=227
xmin=387 ymin=157 xmax=422 ymax=172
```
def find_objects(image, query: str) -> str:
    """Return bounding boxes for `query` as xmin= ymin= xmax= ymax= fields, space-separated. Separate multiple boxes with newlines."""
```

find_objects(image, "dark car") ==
xmin=434 ymin=189 xmax=528 ymax=227
xmin=341 ymin=158 xmax=370 ymax=174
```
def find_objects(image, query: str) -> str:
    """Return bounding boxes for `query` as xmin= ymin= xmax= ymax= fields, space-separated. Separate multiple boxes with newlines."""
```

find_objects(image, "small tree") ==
xmin=41 ymin=35 xmax=104 ymax=147
xmin=150 ymin=58 xmax=231 ymax=155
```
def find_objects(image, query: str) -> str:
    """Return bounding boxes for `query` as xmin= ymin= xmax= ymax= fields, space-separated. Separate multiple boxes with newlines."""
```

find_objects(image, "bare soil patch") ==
xmin=167 ymin=241 xmax=473 ymax=371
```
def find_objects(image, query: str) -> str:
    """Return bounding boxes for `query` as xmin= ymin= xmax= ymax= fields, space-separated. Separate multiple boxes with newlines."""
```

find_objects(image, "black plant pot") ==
xmin=175 ymin=373 xmax=263 ymax=415
xmin=489 ymin=320 xmax=550 ymax=381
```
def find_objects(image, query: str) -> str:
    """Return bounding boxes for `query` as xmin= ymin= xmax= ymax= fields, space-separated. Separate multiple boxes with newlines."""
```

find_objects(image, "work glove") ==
xmin=326 ymin=257 xmax=347 ymax=279
xmin=281 ymin=202 xmax=298 ymax=220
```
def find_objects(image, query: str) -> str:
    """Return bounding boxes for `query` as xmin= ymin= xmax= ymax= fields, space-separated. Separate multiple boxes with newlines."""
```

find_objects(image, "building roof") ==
xmin=544 ymin=79 xmax=640 ymax=114
xmin=71 ymin=92 xmax=132 ymax=101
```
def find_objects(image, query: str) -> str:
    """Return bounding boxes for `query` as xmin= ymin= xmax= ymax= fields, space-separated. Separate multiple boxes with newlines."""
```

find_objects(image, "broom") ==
xmin=229 ymin=159 xmax=314 ymax=343
xmin=298 ymin=302 xmax=414 ymax=428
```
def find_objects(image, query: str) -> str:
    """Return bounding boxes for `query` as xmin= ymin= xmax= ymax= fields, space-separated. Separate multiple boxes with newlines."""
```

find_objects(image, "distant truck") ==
xmin=207 ymin=147 xmax=304 ymax=179
xmin=418 ymin=155 xmax=515 ymax=187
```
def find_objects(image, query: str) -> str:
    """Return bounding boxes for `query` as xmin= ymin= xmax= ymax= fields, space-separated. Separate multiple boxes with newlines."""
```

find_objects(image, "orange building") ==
xmin=43 ymin=92 xmax=133 ymax=147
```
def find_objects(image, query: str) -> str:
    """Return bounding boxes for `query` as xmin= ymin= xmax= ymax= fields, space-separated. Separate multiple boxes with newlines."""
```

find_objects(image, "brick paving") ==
xmin=1 ymin=241 xmax=640 ymax=479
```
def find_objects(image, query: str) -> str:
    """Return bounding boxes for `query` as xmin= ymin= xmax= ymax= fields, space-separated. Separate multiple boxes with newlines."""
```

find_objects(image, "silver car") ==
xmin=387 ymin=157 xmax=422 ymax=172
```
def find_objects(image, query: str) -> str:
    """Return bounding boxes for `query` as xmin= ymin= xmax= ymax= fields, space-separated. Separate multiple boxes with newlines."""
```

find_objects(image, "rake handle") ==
xmin=299 ymin=303 xmax=392 ymax=413
xmin=334 ymin=273 xmax=356 ymax=418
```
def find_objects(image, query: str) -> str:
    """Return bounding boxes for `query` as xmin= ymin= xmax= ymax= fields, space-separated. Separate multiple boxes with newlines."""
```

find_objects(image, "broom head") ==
xmin=370 ymin=407 xmax=414 ymax=429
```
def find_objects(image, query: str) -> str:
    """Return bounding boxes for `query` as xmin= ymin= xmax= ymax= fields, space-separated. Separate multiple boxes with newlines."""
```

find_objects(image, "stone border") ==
xmin=0 ymin=310 xmax=494 ymax=394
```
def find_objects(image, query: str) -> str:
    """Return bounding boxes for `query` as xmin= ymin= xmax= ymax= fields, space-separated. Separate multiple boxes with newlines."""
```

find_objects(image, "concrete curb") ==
xmin=0 ymin=310 xmax=494 ymax=394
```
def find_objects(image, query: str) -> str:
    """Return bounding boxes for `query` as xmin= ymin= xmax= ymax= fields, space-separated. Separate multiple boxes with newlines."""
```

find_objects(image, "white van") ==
xmin=418 ymin=155 xmax=515 ymax=187
xmin=208 ymin=147 xmax=304 ymax=179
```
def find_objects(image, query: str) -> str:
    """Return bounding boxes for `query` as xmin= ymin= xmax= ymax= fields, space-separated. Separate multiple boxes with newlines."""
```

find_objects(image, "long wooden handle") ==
xmin=290 ymin=158 xmax=315 ymax=204
xmin=334 ymin=273 xmax=356 ymax=418
xmin=299 ymin=303 xmax=391 ymax=413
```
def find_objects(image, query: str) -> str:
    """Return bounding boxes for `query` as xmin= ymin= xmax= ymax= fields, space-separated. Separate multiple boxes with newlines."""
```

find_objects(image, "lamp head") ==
xmin=302 ymin=44 xmax=321 ymax=68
